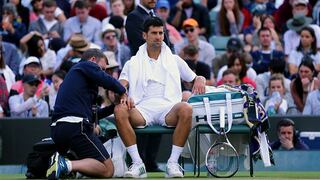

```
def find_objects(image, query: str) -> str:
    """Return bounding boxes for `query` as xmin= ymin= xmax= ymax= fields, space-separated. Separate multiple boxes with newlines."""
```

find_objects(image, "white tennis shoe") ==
xmin=165 ymin=162 xmax=184 ymax=178
xmin=124 ymin=163 xmax=147 ymax=178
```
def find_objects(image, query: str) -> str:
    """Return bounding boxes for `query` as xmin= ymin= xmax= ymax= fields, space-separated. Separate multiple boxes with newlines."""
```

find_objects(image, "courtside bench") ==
xmin=133 ymin=124 xmax=253 ymax=177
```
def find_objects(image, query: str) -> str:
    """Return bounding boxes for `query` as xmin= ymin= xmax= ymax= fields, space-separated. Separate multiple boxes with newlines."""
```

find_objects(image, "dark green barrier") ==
xmin=0 ymin=116 xmax=319 ymax=164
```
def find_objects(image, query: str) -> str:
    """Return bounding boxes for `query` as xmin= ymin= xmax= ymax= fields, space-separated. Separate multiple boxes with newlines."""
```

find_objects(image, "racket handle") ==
xmin=220 ymin=106 xmax=225 ymax=128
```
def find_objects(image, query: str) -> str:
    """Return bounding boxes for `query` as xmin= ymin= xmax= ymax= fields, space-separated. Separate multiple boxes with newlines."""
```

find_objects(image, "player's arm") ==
xmin=191 ymin=76 xmax=206 ymax=95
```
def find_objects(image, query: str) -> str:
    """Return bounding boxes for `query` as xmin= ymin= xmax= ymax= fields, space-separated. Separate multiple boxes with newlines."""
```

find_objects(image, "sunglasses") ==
xmin=104 ymin=34 xmax=117 ymax=40
xmin=184 ymin=28 xmax=195 ymax=34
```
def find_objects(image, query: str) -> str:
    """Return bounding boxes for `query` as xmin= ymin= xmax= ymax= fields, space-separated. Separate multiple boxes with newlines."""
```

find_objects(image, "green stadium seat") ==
xmin=209 ymin=36 xmax=230 ymax=56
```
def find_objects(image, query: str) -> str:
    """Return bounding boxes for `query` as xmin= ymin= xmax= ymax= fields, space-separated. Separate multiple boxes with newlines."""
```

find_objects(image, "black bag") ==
xmin=25 ymin=138 xmax=57 ymax=179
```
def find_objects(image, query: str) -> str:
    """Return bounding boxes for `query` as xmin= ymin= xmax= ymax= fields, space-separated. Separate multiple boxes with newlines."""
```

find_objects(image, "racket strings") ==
xmin=206 ymin=143 xmax=238 ymax=177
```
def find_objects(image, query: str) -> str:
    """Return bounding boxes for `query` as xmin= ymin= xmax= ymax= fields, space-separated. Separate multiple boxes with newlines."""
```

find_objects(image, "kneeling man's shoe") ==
xmin=46 ymin=152 xmax=69 ymax=180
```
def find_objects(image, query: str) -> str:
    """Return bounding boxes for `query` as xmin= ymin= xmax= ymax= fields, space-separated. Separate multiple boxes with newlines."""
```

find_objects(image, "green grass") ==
xmin=1 ymin=171 xmax=320 ymax=179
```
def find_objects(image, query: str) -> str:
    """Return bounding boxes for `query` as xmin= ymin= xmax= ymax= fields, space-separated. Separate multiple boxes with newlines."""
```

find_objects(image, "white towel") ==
xmin=127 ymin=43 xmax=182 ymax=104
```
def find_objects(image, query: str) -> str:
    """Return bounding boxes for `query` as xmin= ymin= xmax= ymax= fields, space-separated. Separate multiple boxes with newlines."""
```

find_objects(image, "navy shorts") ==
xmin=51 ymin=120 xmax=110 ymax=162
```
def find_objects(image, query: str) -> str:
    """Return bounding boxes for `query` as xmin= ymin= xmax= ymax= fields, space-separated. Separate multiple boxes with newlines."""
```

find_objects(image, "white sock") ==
xmin=127 ymin=144 xmax=143 ymax=164
xmin=168 ymin=145 xmax=184 ymax=163
xmin=65 ymin=159 xmax=72 ymax=173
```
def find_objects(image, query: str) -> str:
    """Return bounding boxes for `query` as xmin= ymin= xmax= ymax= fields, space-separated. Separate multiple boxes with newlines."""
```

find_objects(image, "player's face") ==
xmin=143 ymin=26 xmax=164 ymax=49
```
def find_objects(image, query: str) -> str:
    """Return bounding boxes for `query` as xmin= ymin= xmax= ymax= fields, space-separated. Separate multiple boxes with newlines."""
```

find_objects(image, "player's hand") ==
xmin=119 ymin=93 xmax=135 ymax=109
xmin=192 ymin=76 xmax=206 ymax=94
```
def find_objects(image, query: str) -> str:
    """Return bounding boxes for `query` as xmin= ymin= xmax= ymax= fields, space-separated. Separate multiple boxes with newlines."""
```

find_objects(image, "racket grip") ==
xmin=220 ymin=106 xmax=225 ymax=128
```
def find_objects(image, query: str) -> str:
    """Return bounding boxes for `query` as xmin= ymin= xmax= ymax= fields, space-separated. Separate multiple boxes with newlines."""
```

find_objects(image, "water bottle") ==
xmin=267 ymin=91 xmax=281 ymax=116
xmin=271 ymin=91 xmax=281 ymax=104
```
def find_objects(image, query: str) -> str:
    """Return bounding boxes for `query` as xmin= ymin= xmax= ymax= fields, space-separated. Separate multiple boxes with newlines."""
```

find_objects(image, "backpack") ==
xmin=25 ymin=138 xmax=57 ymax=179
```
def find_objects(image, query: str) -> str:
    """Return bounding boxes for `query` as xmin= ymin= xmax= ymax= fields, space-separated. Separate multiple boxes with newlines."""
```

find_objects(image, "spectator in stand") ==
xmin=182 ymin=44 xmax=213 ymax=89
xmin=216 ymin=68 xmax=239 ymax=86
xmin=290 ymin=58 xmax=318 ymax=114
xmin=20 ymin=32 xmax=56 ymax=78
xmin=123 ymin=0 xmax=136 ymax=15
xmin=109 ymin=15 xmax=128 ymax=44
xmin=221 ymin=69 xmax=238 ymax=86
xmin=1 ymin=3 xmax=27 ymax=47
xmin=101 ymin=23 xmax=131 ymax=70
xmin=260 ymin=15 xmax=282 ymax=51
xmin=49 ymin=70 xmax=66 ymax=111
xmin=9 ymin=74 xmax=49 ymax=118
xmin=64 ymin=0 xmax=102 ymax=45
xmin=102 ymin=0 xmax=127 ymax=27
xmin=169 ymin=0 xmax=211 ymax=38
xmin=213 ymin=37 xmax=251 ymax=77
xmin=313 ymin=0 xmax=320 ymax=26
xmin=274 ymin=0 xmax=313 ymax=34
xmin=0 ymin=42 xmax=16 ymax=116
xmin=303 ymin=72 xmax=320 ymax=115
xmin=264 ymin=73 xmax=290 ymax=116
xmin=29 ymin=0 xmax=67 ymax=23
xmin=70 ymin=0 xmax=108 ymax=21
xmin=283 ymin=0 xmax=320 ymax=57
xmin=215 ymin=0 xmax=244 ymax=36
xmin=29 ymin=0 xmax=64 ymax=39
xmin=251 ymin=27 xmax=284 ymax=74
xmin=155 ymin=0 xmax=183 ymax=44
xmin=288 ymin=26 xmax=320 ymax=76
xmin=249 ymin=0 xmax=276 ymax=16
xmin=255 ymin=58 xmax=292 ymax=104
xmin=175 ymin=18 xmax=215 ymax=69
xmin=271 ymin=118 xmax=309 ymax=150
xmin=217 ymin=52 xmax=256 ymax=88
xmin=11 ymin=56 xmax=45 ymax=97
xmin=8 ymin=0 xmax=30 ymax=29
xmin=1 ymin=37 xmax=21 ymax=76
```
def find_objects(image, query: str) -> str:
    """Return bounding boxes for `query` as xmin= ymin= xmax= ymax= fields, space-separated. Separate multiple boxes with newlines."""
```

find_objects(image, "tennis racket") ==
xmin=205 ymin=106 xmax=239 ymax=178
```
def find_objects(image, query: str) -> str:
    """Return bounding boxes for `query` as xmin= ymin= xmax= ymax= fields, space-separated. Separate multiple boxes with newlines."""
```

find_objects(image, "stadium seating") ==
xmin=209 ymin=36 xmax=230 ymax=56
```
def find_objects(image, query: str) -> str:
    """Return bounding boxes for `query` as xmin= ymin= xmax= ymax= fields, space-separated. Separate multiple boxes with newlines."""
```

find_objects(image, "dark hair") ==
xmin=257 ymin=27 xmax=271 ymax=37
xmin=27 ymin=35 xmax=44 ymax=58
xmin=218 ymin=0 xmax=241 ymax=36
xmin=143 ymin=17 xmax=164 ymax=33
xmin=227 ymin=53 xmax=247 ymax=79
xmin=294 ymin=58 xmax=316 ymax=101
xmin=82 ymin=48 xmax=106 ymax=61
xmin=53 ymin=70 xmax=66 ymax=80
xmin=269 ymin=57 xmax=286 ymax=73
xmin=297 ymin=26 xmax=317 ymax=55
xmin=74 ymin=0 xmax=90 ymax=9
xmin=43 ymin=0 xmax=57 ymax=8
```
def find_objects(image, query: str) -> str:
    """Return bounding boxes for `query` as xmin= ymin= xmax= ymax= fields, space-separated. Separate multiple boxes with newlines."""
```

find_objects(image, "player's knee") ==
xmin=102 ymin=159 xmax=114 ymax=178
xmin=114 ymin=105 xmax=129 ymax=119
xmin=179 ymin=103 xmax=192 ymax=116
xmin=178 ymin=103 xmax=193 ymax=122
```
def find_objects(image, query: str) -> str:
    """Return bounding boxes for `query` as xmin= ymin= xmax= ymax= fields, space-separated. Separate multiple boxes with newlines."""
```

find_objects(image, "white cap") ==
xmin=23 ymin=56 xmax=40 ymax=67
xmin=291 ymin=0 xmax=309 ymax=6
xmin=101 ymin=23 xmax=116 ymax=34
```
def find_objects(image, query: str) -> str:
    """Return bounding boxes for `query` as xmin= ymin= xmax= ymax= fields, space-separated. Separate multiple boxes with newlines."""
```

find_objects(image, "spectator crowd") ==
xmin=0 ymin=0 xmax=320 ymax=130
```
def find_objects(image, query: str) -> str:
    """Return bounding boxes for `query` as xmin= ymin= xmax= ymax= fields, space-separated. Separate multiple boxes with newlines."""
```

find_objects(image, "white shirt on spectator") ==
xmin=303 ymin=89 xmax=320 ymax=115
xmin=284 ymin=24 xmax=320 ymax=55
xmin=9 ymin=94 xmax=49 ymax=118
xmin=288 ymin=50 xmax=320 ymax=67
